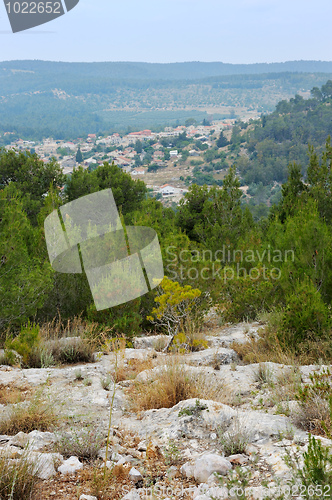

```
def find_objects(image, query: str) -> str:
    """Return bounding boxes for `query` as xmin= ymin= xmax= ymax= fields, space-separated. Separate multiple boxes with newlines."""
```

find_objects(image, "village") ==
xmin=2 ymin=119 xmax=238 ymax=204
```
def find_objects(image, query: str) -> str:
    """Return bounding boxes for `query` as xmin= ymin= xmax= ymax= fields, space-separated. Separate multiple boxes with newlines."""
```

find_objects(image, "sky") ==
xmin=0 ymin=0 xmax=331 ymax=64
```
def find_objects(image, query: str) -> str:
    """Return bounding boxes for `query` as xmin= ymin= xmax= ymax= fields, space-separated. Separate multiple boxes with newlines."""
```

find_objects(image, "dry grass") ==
xmin=218 ymin=416 xmax=252 ymax=455
xmin=254 ymin=363 xmax=274 ymax=387
xmin=0 ymin=451 xmax=39 ymax=500
xmin=233 ymin=311 xmax=332 ymax=366
xmin=293 ymin=395 xmax=331 ymax=435
xmin=0 ymin=391 xmax=59 ymax=435
xmin=0 ymin=384 xmax=32 ymax=406
xmin=128 ymin=356 xmax=232 ymax=412
xmin=113 ymin=358 xmax=155 ymax=383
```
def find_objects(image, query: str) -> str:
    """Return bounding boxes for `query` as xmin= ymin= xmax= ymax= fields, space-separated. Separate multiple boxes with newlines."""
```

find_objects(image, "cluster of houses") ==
xmin=3 ymin=120 xmax=235 ymax=202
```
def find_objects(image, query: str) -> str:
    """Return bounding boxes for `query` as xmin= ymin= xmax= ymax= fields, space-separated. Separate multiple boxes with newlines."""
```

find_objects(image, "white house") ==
xmin=159 ymin=184 xmax=176 ymax=196
xmin=170 ymin=150 xmax=178 ymax=157
xmin=131 ymin=168 xmax=146 ymax=176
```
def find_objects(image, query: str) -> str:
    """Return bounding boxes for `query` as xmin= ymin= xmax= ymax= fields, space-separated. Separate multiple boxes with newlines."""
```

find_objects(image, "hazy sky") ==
xmin=0 ymin=0 xmax=331 ymax=63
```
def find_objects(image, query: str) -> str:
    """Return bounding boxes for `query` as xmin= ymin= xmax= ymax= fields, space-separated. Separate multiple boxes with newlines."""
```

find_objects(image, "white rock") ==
xmin=194 ymin=454 xmax=232 ymax=483
xmin=180 ymin=461 xmax=195 ymax=479
xmin=9 ymin=432 xmax=28 ymax=448
xmin=28 ymin=452 xmax=62 ymax=480
xmin=58 ymin=456 xmax=83 ymax=474
xmin=137 ymin=441 xmax=147 ymax=451
xmin=121 ymin=489 xmax=141 ymax=500
xmin=79 ymin=495 xmax=98 ymax=500
xmin=128 ymin=467 xmax=142 ymax=483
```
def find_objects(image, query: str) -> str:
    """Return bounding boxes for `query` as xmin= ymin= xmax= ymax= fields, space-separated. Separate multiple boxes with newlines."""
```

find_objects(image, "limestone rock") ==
xmin=128 ymin=467 xmax=142 ymax=483
xmin=58 ymin=456 xmax=83 ymax=474
xmin=121 ymin=489 xmax=141 ymax=500
xmin=193 ymin=453 xmax=232 ymax=483
xmin=185 ymin=348 xmax=238 ymax=367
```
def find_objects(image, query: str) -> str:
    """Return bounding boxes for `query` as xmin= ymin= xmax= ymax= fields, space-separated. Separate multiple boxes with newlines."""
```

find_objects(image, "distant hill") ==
xmin=0 ymin=60 xmax=332 ymax=140
xmin=233 ymin=80 xmax=332 ymax=187
xmin=1 ymin=60 xmax=332 ymax=80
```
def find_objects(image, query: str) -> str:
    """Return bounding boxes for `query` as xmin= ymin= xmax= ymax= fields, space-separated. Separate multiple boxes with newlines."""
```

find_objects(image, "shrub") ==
xmin=5 ymin=322 xmax=40 ymax=366
xmin=49 ymin=337 xmax=95 ymax=364
xmin=294 ymin=367 xmax=332 ymax=436
xmin=218 ymin=268 xmax=280 ymax=323
xmin=280 ymin=279 xmax=331 ymax=349
xmin=55 ymin=426 xmax=105 ymax=460
xmin=217 ymin=416 xmax=251 ymax=455
xmin=286 ymin=434 xmax=332 ymax=496
xmin=147 ymin=277 xmax=210 ymax=350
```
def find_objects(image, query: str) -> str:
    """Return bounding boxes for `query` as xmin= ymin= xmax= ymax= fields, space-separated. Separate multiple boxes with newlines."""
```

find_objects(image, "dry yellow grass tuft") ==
xmin=0 ymin=390 xmax=59 ymax=435
xmin=128 ymin=355 xmax=232 ymax=412
xmin=0 ymin=384 xmax=32 ymax=406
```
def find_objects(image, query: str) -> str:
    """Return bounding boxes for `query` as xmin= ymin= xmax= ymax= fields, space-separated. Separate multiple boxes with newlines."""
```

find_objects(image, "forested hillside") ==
xmin=0 ymin=59 xmax=332 ymax=139
xmin=233 ymin=80 xmax=332 ymax=186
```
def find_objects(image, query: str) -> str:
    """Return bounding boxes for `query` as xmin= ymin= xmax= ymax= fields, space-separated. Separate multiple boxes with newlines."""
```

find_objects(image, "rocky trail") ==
xmin=0 ymin=322 xmax=329 ymax=499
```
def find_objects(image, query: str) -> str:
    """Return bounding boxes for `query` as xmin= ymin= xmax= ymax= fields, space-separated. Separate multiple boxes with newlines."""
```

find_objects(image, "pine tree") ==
xmin=76 ymin=146 xmax=83 ymax=164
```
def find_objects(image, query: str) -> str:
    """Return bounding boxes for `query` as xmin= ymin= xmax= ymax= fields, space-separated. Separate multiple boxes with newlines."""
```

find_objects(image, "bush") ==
xmin=5 ymin=322 xmax=41 ymax=366
xmin=217 ymin=416 xmax=251 ymax=455
xmin=55 ymin=426 xmax=105 ymax=460
xmin=219 ymin=268 xmax=280 ymax=323
xmin=279 ymin=279 xmax=330 ymax=349
xmin=294 ymin=368 xmax=332 ymax=436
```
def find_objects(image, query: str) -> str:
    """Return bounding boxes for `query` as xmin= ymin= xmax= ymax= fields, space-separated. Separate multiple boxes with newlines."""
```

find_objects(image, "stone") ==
xmin=128 ymin=467 xmax=142 ymax=483
xmin=121 ymin=488 xmax=142 ymax=499
xmin=58 ymin=456 xmax=83 ymax=474
xmin=133 ymin=335 xmax=168 ymax=350
xmin=28 ymin=452 xmax=62 ymax=480
xmin=193 ymin=453 xmax=232 ymax=483
xmin=227 ymin=454 xmax=249 ymax=465
xmin=186 ymin=348 xmax=238 ymax=367
xmin=137 ymin=441 xmax=147 ymax=451
xmin=79 ymin=496 xmax=98 ymax=500
xmin=180 ymin=461 xmax=195 ymax=479
xmin=167 ymin=465 xmax=178 ymax=479
xmin=9 ymin=432 xmax=28 ymax=448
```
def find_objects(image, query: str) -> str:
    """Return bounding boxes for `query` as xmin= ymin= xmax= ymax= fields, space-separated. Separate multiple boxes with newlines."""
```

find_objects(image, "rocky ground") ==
xmin=0 ymin=321 xmax=330 ymax=499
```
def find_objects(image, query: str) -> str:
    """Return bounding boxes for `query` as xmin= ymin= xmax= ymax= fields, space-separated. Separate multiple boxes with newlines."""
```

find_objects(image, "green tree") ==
xmin=0 ymin=185 xmax=52 ymax=330
xmin=0 ymin=149 xmax=65 ymax=224
xmin=65 ymin=162 xmax=147 ymax=216
xmin=216 ymin=131 xmax=229 ymax=148
xmin=75 ymin=146 xmax=83 ymax=164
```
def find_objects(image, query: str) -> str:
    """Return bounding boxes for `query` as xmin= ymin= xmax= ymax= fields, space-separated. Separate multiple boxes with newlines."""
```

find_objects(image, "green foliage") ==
xmin=178 ymin=399 xmax=208 ymax=417
xmin=237 ymin=81 xmax=332 ymax=186
xmin=147 ymin=277 xmax=206 ymax=341
xmin=0 ymin=148 xmax=65 ymax=224
xmin=5 ymin=322 xmax=41 ymax=366
xmin=280 ymin=279 xmax=330 ymax=348
xmin=75 ymin=146 xmax=83 ymax=163
xmin=219 ymin=267 xmax=280 ymax=322
xmin=65 ymin=162 xmax=147 ymax=215
xmin=0 ymin=185 xmax=53 ymax=331
xmin=300 ymin=434 xmax=332 ymax=488
xmin=87 ymin=298 xmax=142 ymax=337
